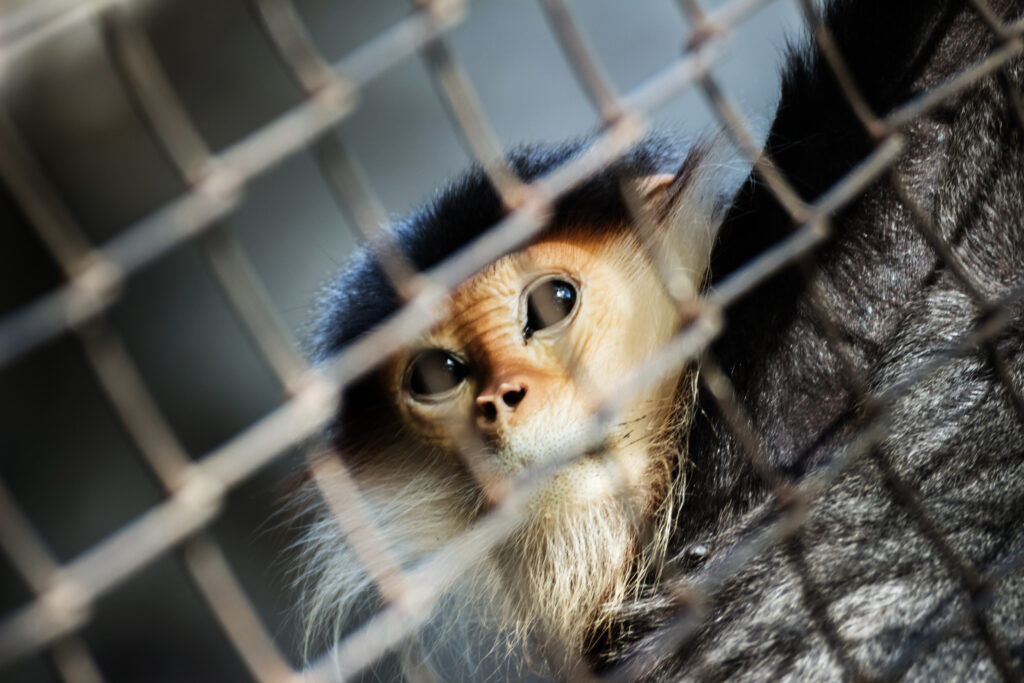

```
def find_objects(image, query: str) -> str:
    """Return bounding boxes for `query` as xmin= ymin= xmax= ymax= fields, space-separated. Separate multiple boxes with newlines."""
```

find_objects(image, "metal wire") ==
xmin=0 ymin=0 xmax=1022 ymax=680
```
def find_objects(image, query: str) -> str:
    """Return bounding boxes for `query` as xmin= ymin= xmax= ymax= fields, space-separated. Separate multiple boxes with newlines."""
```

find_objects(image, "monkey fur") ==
xmin=302 ymin=139 xmax=719 ymax=676
xmin=301 ymin=0 xmax=1024 ymax=679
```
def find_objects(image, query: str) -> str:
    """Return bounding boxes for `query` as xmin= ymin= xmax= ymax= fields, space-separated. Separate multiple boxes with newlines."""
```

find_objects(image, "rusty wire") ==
xmin=0 ymin=0 xmax=1023 ymax=680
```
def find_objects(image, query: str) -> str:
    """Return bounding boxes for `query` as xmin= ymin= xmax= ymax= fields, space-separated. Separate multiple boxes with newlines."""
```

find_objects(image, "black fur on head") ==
xmin=311 ymin=135 xmax=701 ymax=362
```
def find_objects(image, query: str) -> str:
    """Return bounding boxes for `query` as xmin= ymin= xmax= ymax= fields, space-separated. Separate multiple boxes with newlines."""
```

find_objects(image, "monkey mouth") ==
xmin=473 ymin=432 xmax=654 ymax=519
xmin=479 ymin=421 xmax=601 ymax=474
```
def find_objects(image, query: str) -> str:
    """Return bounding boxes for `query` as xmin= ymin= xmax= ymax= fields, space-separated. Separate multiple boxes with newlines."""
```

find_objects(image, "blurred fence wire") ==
xmin=1 ymin=0 xmax=1023 ymax=681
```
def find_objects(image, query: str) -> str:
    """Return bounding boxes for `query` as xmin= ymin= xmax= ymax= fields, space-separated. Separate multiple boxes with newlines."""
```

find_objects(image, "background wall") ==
xmin=0 ymin=0 xmax=801 ymax=680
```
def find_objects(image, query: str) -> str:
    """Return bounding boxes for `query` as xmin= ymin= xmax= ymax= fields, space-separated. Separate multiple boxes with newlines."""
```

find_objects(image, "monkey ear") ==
xmin=633 ymin=169 xmax=717 ymax=299
xmin=636 ymin=173 xmax=678 ymax=209
xmin=633 ymin=173 xmax=693 ymax=226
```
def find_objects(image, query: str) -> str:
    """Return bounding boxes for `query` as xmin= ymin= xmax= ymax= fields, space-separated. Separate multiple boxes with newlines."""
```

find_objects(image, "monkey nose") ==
xmin=475 ymin=382 xmax=527 ymax=428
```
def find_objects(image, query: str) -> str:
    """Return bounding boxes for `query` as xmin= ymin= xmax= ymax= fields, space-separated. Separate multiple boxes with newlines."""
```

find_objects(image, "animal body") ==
xmin=302 ymin=0 xmax=1024 ymax=679
xmin=608 ymin=0 xmax=1024 ymax=679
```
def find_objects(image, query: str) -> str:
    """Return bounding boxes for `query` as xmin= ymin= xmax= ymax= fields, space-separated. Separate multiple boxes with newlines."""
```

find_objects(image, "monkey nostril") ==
xmin=501 ymin=386 xmax=526 ymax=409
xmin=478 ymin=400 xmax=498 ymax=422
xmin=476 ymin=382 xmax=527 ymax=423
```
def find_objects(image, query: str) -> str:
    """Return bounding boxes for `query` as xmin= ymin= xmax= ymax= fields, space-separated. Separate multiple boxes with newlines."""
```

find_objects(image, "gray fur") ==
xmin=608 ymin=2 xmax=1024 ymax=679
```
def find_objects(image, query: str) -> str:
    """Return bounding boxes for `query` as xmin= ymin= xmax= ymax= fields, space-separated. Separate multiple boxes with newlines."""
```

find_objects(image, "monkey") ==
xmin=300 ymin=139 xmax=722 ymax=677
xmin=298 ymin=0 xmax=1024 ymax=679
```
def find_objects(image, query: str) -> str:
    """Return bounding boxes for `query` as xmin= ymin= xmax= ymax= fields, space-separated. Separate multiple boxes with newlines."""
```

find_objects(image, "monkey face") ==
xmin=385 ymin=226 xmax=689 ymax=509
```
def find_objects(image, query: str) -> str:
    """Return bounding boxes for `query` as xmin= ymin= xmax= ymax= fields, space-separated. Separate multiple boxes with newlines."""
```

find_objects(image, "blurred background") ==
xmin=0 ymin=0 xmax=801 ymax=680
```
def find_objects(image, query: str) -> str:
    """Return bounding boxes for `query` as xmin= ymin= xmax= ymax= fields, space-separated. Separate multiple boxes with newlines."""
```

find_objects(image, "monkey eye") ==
xmin=407 ymin=350 xmax=470 ymax=398
xmin=523 ymin=277 xmax=579 ymax=340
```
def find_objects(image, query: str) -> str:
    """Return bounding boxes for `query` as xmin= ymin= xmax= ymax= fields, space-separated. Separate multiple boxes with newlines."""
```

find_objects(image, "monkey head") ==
xmin=302 ymin=138 xmax=719 ymax=662
xmin=386 ymin=223 xmax=690 ymax=510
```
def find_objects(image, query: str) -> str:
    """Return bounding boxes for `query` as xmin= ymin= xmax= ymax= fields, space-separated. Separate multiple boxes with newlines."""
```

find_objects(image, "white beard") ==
xmin=295 ymin=374 xmax=696 ymax=678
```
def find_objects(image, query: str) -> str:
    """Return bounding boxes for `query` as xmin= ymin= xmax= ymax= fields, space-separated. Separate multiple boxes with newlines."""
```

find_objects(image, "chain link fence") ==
xmin=1 ymin=0 xmax=1022 ymax=680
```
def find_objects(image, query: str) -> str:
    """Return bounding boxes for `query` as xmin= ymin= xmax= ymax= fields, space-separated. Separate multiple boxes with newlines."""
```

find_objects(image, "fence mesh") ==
xmin=1 ymin=0 xmax=1023 ymax=681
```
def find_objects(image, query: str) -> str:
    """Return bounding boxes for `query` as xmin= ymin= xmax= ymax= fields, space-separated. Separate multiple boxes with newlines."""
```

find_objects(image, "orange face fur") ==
xmin=385 ymin=226 xmax=686 ymax=511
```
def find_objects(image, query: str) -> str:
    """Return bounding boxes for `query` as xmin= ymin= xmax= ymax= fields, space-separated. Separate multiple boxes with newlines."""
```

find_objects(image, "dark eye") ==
xmin=407 ymin=350 xmax=469 ymax=398
xmin=524 ymin=278 xmax=578 ymax=340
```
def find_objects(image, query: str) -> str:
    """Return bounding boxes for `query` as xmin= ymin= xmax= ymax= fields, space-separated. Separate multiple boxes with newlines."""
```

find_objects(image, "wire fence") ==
xmin=0 ymin=0 xmax=1023 ymax=680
